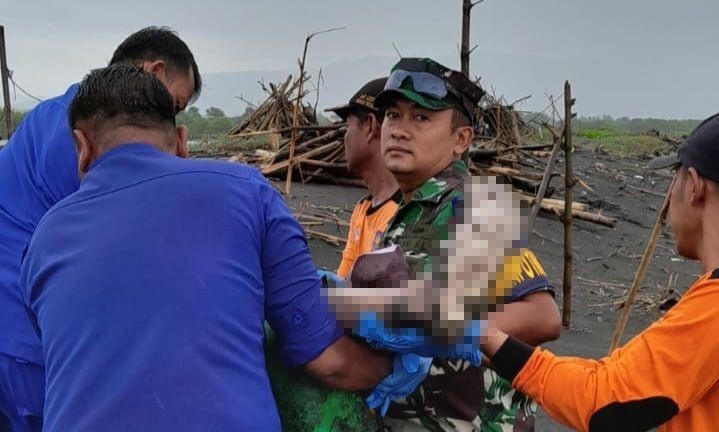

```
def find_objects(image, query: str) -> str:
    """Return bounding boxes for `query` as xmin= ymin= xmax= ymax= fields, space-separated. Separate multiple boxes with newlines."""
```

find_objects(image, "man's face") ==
xmin=344 ymin=113 xmax=371 ymax=176
xmin=381 ymin=98 xmax=460 ymax=186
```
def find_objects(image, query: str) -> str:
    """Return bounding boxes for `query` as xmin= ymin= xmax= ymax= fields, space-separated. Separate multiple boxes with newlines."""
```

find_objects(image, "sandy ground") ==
xmin=271 ymin=148 xmax=694 ymax=431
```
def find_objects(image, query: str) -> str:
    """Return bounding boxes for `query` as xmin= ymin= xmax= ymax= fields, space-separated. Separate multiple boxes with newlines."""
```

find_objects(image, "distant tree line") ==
xmin=6 ymin=106 xmax=697 ymax=143
xmin=573 ymin=115 xmax=700 ymax=136
xmin=519 ymin=112 xmax=700 ymax=136
xmin=176 ymin=106 xmax=253 ymax=140
xmin=2 ymin=105 xmax=332 ymax=143
xmin=0 ymin=111 xmax=27 ymax=139
xmin=3 ymin=107 xmax=249 ymax=142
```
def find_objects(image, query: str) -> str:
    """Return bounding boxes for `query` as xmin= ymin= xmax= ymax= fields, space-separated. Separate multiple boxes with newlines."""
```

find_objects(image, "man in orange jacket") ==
xmin=325 ymin=78 xmax=400 ymax=279
xmin=479 ymin=112 xmax=719 ymax=432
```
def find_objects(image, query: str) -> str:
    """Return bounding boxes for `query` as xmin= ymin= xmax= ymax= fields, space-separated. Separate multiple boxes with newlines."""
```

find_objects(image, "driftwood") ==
xmin=608 ymin=175 xmax=675 ymax=353
xmin=217 ymin=74 xmax=614 ymax=234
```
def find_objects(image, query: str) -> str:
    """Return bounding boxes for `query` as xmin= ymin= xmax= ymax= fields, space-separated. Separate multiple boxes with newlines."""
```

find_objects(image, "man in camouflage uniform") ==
xmin=372 ymin=58 xmax=562 ymax=432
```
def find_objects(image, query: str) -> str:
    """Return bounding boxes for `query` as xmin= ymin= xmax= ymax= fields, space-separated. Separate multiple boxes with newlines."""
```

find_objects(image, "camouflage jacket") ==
xmin=381 ymin=160 xmax=545 ymax=432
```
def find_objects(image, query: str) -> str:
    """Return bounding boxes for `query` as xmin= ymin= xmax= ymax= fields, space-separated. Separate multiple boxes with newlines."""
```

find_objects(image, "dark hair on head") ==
xmin=451 ymin=108 xmax=471 ymax=131
xmin=353 ymin=108 xmax=385 ymax=125
xmin=110 ymin=26 xmax=201 ymax=103
xmin=69 ymin=64 xmax=176 ymax=133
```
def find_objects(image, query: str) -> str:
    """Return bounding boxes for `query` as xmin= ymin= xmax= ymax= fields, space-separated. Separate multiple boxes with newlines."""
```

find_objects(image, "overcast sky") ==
xmin=3 ymin=0 xmax=719 ymax=118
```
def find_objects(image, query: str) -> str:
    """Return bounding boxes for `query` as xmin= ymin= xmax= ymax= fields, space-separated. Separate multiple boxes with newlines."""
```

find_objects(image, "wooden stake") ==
xmin=284 ymin=39 xmax=309 ymax=195
xmin=562 ymin=81 xmax=575 ymax=327
xmin=284 ymin=27 xmax=345 ymax=195
xmin=460 ymin=0 xmax=484 ymax=76
xmin=527 ymin=132 xmax=563 ymax=232
xmin=608 ymin=175 xmax=675 ymax=353
xmin=460 ymin=0 xmax=483 ymax=164
xmin=0 ymin=26 xmax=12 ymax=139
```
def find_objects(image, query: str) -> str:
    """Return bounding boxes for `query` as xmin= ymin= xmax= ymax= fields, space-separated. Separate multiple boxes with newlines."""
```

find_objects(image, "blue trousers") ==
xmin=0 ymin=354 xmax=43 ymax=432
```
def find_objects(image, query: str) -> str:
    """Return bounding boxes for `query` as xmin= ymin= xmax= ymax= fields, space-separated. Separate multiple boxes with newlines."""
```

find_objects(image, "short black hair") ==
xmin=109 ymin=26 xmax=201 ymax=103
xmin=451 ymin=108 xmax=471 ymax=131
xmin=352 ymin=107 xmax=385 ymax=125
xmin=69 ymin=64 xmax=176 ymax=133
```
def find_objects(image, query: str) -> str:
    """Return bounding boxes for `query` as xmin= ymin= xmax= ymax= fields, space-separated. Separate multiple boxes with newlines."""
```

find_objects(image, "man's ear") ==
xmin=73 ymin=128 xmax=95 ymax=178
xmin=687 ymin=167 xmax=707 ymax=205
xmin=174 ymin=124 xmax=190 ymax=158
xmin=454 ymin=126 xmax=474 ymax=156
xmin=368 ymin=113 xmax=382 ymax=141
xmin=143 ymin=59 xmax=167 ymax=82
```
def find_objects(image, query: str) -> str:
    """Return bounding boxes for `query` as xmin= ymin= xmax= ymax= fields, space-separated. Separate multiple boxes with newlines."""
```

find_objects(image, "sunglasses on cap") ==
xmin=385 ymin=58 xmax=485 ymax=118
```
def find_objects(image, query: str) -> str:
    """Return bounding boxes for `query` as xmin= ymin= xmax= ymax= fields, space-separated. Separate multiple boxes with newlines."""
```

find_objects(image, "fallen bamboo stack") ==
xmin=193 ymin=77 xmax=614 ymax=228
xmin=226 ymin=75 xmax=318 ymax=145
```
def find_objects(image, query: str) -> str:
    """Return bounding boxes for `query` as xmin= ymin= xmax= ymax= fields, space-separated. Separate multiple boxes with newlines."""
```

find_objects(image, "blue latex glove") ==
xmin=365 ymin=353 xmax=432 ymax=416
xmin=316 ymin=269 xmax=345 ymax=288
xmin=356 ymin=311 xmax=485 ymax=365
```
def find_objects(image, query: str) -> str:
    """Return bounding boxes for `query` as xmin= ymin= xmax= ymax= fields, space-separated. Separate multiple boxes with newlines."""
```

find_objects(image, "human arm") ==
xmin=489 ymin=290 xmax=560 ymax=346
xmin=481 ymin=273 xmax=719 ymax=431
xmin=259 ymin=183 xmax=390 ymax=390
xmin=305 ymin=335 xmax=392 ymax=391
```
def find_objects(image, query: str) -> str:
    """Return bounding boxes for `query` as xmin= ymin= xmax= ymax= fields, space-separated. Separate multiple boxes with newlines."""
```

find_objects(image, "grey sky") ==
xmin=3 ymin=0 xmax=719 ymax=118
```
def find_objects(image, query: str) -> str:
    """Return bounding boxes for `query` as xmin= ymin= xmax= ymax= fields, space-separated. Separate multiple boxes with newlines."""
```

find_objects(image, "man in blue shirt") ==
xmin=19 ymin=64 xmax=392 ymax=432
xmin=0 ymin=27 xmax=201 ymax=431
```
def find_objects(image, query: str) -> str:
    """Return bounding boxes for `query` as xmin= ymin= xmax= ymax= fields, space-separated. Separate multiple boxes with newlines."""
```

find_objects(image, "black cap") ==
xmin=648 ymin=113 xmax=719 ymax=184
xmin=374 ymin=58 xmax=485 ymax=121
xmin=324 ymin=77 xmax=388 ymax=121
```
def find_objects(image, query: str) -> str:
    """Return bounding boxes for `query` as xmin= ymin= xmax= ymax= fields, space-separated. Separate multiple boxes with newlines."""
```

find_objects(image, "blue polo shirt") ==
xmin=0 ymin=84 xmax=79 ymax=364
xmin=20 ymin=144 xmax=342 ymax=432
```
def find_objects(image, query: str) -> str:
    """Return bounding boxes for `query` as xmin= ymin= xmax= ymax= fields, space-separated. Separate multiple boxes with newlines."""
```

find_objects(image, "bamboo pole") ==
xmin=608 ymin=175 xmax=675 ymax=353
xmin=284 ymin=27 xmax=345 ymax=195
xmin=460 ymin=0 xmax=471 ymax=77
xmin=562 ymin=81 xmax=576 ymax=327
xmin=0 ymin=26 xmax=12 ymax=139
xmin=544 ymin=205 xmax=615 ymax=228
xmin=527 ymin=131 xmax=564 ymax=232
xmin=262 ymin=141 xmax=340 ymax=175
xmin=284 ymin=40 xmax=309 ymax=195
xmin=228 ymin=124 xmax=343 ymax=139
xmin=460 ymin=0 xmax=483 ymax=164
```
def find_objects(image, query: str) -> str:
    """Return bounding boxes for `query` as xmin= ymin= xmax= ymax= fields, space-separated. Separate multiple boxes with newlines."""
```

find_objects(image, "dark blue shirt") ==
xmin=20 ymin=144 xmax=342 ymax=431
xmin=0 ymin=85 xmax=79 ymax=364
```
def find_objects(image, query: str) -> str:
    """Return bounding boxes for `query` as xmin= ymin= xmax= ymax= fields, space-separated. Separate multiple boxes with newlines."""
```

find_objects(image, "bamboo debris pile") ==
xmin=226 ymin=75 xmax=318 ymax=142
xmin=235 ymin=122 xmax=360 ymax=187
xmin=220 ymin=76 xmax=614 ymax=228
xmin=294 ymin=203 xmax=350 ymax=247
xmin=222 ymin=74 xmax=360 ymax=186
xmin=466 ymin=93 xmax=616 ymax=228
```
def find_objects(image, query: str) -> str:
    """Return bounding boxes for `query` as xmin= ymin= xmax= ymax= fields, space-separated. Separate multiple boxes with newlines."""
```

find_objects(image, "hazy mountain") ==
xmin=192 ymin=55 xmax=400 ymax=117
xmin=8 ymin=53 xmax=706 ymax=120
xmin=185 ymin=52 xmax=578 ymax=117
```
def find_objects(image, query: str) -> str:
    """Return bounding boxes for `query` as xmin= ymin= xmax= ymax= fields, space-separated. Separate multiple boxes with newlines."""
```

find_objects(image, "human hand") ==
xmin=364 ymin=353 xmax=432 ymax=416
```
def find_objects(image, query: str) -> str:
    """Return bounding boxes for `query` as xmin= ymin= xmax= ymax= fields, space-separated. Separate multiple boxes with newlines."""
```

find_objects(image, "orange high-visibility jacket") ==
xmin=491 ymin=268 xmax=719 ymax=432
xmin=337 ymin=192 xmax=400 ymax=279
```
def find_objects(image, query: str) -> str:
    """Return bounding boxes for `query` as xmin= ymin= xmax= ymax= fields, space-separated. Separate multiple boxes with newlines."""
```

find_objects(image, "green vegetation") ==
xmin=176 ymin=106 xmax=249 ymax=140
xmin=520 ymin=113 xmax=695 ymax=157
xmin=188 ymin=134 xmax=272 ymax=155
xmin=574 ymin=130 xmax=671 ymax=156
xmin=0 ymin=110 xmax=27 ymax=138
xmin=0 ymin=107 xmax=244 ymax=142
xmin=574 ymin=115 xmax=699 ymax=137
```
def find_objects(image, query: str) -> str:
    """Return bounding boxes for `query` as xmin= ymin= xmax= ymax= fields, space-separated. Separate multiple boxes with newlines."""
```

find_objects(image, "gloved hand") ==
xmin=316 ymin=269 xmax=345 ymax=288
xmin=365 ymin=353 xmax=432 ymax=416
xmin=356 ymin=311 xmax=485 ymax=365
